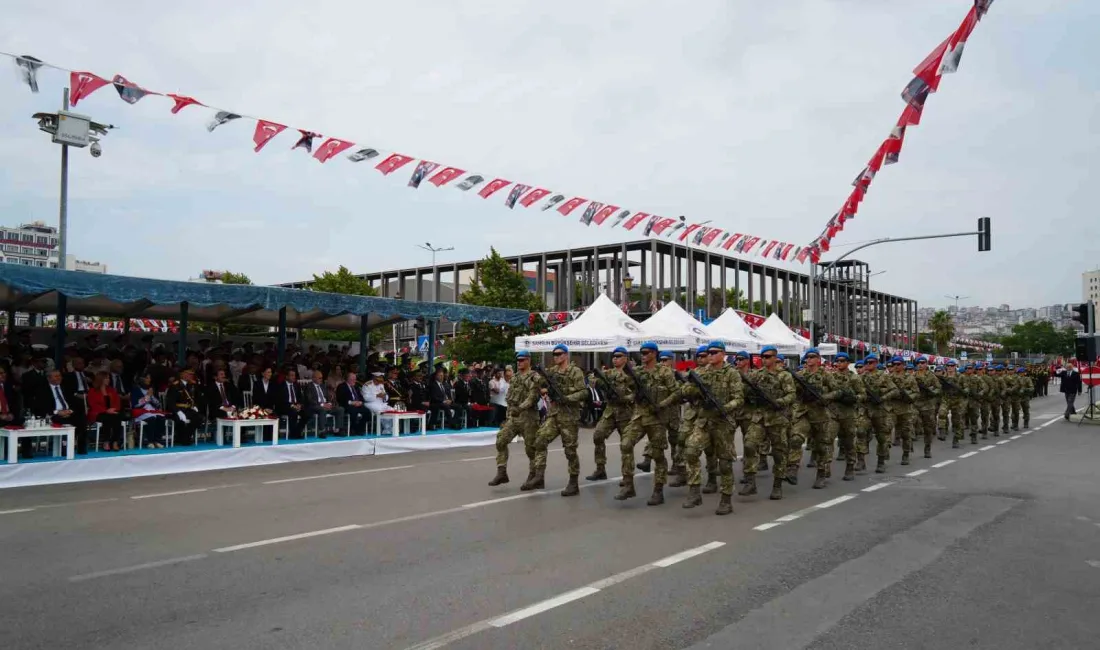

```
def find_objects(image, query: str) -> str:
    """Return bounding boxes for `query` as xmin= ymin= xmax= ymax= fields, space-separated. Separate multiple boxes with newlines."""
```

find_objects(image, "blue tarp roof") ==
xmin=0 ymin=265 xmax=528 ymax=330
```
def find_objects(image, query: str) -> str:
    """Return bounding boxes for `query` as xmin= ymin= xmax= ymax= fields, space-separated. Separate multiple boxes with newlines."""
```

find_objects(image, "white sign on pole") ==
xmin=960 ymin=350 xmax=968 ymax=360
xmin=986 ymin=352 xmax=993 ymax=362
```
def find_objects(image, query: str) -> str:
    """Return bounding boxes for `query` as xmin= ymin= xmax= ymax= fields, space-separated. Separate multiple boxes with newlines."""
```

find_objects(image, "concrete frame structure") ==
xmin=283 ymin=239 xmax=917 ymax=350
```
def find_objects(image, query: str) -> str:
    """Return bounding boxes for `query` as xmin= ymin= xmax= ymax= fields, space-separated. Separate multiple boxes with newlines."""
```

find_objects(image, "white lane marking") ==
xmin=862 ymin=482 xmax=893 ymax=493
xmin=130 ymin=488 xmax=211 ymax=500
xmin=37 ymin=497 xmax=121 ymax=509
xmin=651 ymin=541 xmax=726 ymax=568
xmin=931 ymin=460 xmax=956 ymax=468
xmin=1020 ymin=431 xmax=1031 ymax=436
xmin=996 ymin=440 xmax=1011 ymax=445
xmin=263 ymin=465 xmax=414 ymax=484
xmin=459 ymin=455 xmax=496 ymax=462
xmin=462 ymin=493 xmax=540 ymax=509
xmin=1087 ymin=560 xmax=1100 ymax=569
xmin=1075 ymin=516 xmax=1092 ymax=522
xmin=753 ymin=522 xmax=782 ymax=531
xmin=1010 ymin=435 xmax=1022 ymax=440
xmin=212 ymin=525 xmax=362 ymax=553
xmin=0 ymin=507 xmax=36 ymax=515
xmin=906 ymin=469 xmax=929 ymax=477
xmin=776 ymin=506 xmax=818 ymax=522
xmin=958 ymin=452 xmax=979 ymax=458
xmin=490 ymin=587 xmax=601 ymax=627
xmin=980 ymin=445 xmax=996 ymax=451
xmin=815 ymin=494 xmax=857 ymax=509
xmin=69 ymin=554 xmax=208 ymax=582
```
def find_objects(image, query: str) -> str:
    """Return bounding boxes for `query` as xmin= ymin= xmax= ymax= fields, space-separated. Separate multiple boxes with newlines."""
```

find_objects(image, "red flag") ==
xmin=914 ymin=36 xmax=950 ymax=92
xmin=819 ymin=237 xmax=831 ymax=253
xmin=867 ymin=143 xmax=887 ymax=174
xmin=622 ymin=212 xmax=650 ymax=230
xmin=375 ymin=153 xmax=414 ymax=175
xmin=898 ymin=103 xmax=924 ymax=127
xmin=167 ymin=94 xmax=203 ymax=114
xmin=723 ymin=233 xmax=744 ymax=250
xmin=883 ymin=125 xmax=906 ymax=165
xmin=795 ymin=248 xmax=809 ymax=264
xmin=651 ymin=217 xmax=678 ymax=235
xmin=941 ymin=7 xmax=980 ymax=74
xmin=428 ymin=167 xmax=464 ymax=186
xmin=761 ymin=240 xmax=779 ymax=257
xmin=701 ymin=228 xmax=723 ymax=246
xmin=809 ymin=246 xmax=821 ymax=265
xmin=252 ymin=120 xmax=286 ymax=152
xmin=478 ymin=178 xmax=511 ymax=198
xmin=69 ymin=71 xmax=110 ymax=106
xmin=519 ymin=188 xmax=551 ymax=207
xmin=678 ymin=223 xmax=703 ymax=242
xmin=313 ymin=138 xmax=354 ymax=163
xmin=557 ymin=197 xmax=587 ymax=216
xmin=740 ymin=236 xmax=761 ymax=253
xmin=591 ymin=204 xmax=619 ymax=225
xmin=780 ymin=243 xmax=795 ymax=260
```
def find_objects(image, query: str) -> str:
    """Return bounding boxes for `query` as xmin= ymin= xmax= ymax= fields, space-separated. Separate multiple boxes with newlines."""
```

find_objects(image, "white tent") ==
xmin=634 ymin=301 xmax=712 ymax=350
xmin=755 ymin=313 xmax=809 ymax=356
xmin=704 ymin=308 xmax=765 ymax=352
xmin=514 ymin=293 xmax=643 ymax=352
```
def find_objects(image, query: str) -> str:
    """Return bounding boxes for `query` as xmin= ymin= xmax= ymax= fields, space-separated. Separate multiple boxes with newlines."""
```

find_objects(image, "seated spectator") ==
xmin=131 ymin=372 xmax=167 ymax=448
xmin=453 ymin=368 xmax=474 ymax=426
xmin=206 ymin=368 xmax=241 ymax=421
xmin=336 ymin=371 xmax=370 ymax=434
xmin=274 ymin=368 xmax=307 ymax=439
xmin=489 ymin=368 xmax=509 ymax=426
xmin=428 ymin=366 xmax=460 ymax=430
xmin=87 ymin=371 xmax=125 ymax=451
xmin=166 ymin=368 xmax=201 ymax=445
xmin=304 ymin=370 xmax=342 ymax=438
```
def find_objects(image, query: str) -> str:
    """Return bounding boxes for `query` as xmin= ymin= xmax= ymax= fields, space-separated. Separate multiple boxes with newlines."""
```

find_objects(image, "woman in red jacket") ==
xmin=87 ymin=371 xmax=124 ymax=451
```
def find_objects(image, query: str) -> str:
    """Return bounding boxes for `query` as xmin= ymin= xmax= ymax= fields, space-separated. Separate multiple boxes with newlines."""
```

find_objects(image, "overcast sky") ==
xmin=1 ymin=0 xmax=1096 ymax=311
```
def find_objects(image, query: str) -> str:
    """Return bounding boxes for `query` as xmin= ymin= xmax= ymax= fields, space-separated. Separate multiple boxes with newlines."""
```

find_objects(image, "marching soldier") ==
xmin=830 ymin=353 xmax=865 ymax=480
xmin=617 ymin=342 xmax=679 ymax=505
xmin=853 ymin=360 xmax=872 ymax=471
xmin=586 ymin=347 xmax=634 ymax=482
xmin=680 ymin=341 xmax=744 ymax=515
xmin=861 ymin=355 xmax=900 ymax=473
xmin=738 ymin=345 xmax=793 ymax=499
xmin=988 ymin=365 xmax=1005 ymax=437
xmin=636 ymin=350 xmax=682 ymax=475
xmin=791 ymin=348 xmax=841 ymax=489
xmin=888 ymin=356 xmax=921 ymax=465
xmin=913 ymin=357 xmax=941 ymax=459
xmin=1014 ymin=366 xmax=1032 ymax=429
xmin=733 ymin=351 xmax=765 ymax=482
xmin=489 ymin=350 xmax=542 ymax=486
xmin=975 ymin=363 xmax=993 ymax=438
xmin=938 ymin=360 xmax=969 ymax=448
xmin=524 ymin=344 xmax=589 ymax=496
xmin=961 ymin=364 xmax=982 ymax=443
xmin=670 ymin=346 xmax=718 ymax=491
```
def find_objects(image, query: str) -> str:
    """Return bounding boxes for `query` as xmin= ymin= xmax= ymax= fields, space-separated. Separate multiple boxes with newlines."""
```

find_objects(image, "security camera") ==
xmin=89 ymin=141 xmax=102 ymax=158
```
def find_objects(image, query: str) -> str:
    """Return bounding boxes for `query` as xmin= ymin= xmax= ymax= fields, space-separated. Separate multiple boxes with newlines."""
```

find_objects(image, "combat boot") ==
xmin=758 ymin=457 xmax=769 ymax=473
xmin=875 ymin=456 xmax=886 ymax=473
xmin=701 ymin=474 xmax=719 ymax=494
xmin=647 ymin=485 xmax=664 ymax=506
xmin=521 ymin=468 xmax=545 ymax=491
xmin=812 ymin=468 xmax=828 ymax=489
xmin=807 ymin=457 xmax=816 ymax=469
xmin=669 ymin=471 xmax=688 ymax=488
xmin=981 ymin=432 xmax=989 ymax=440
xmin=636 ymin=457 xmax=652 ymax=473
xmin=560 ymin=474 xmax=579 ymax=497
xmin=737 ymin=474 xmax=757 ymax=496
xmin=843 ymin=461 xmax=855 ymax=481
xmin=488 ymin=466 xmax=509 ymax=486
xmin=682 ymin=484 xmax=703 ymax=509
xmin=1023 ymin=421 xmax=1030 ymax=429
xmin=769 ymin=476 xmax=784 ymax=500
xmin=923 ymin=443 xmax=932 ymax=459
xmin=951 ymin=440 xmax=961 ymax=449
xmin=993 ymin=430 xmax=1000 ymax=438
xmin=824 ymin=463 xmax=832 ymax=479
xmin=857 ymin=453 xmax=867 ymax=472
xmin=672 ymin=464 xmax=687 ymax=477
xmin=900 ymin=451 xmax=910 ymax=466
xmin=785 ymin=465 xmax=799 ymax=486
xmin=585 ymin=465 xmax=607 ymax=482
xmin=938 ymin=432 xmax=947 ymax=442
xmin=614 ymin=476 xmax=635 ymax=500
xmin=971 ymin=433 xmax=978 ymax=444
xmin=715 ymin=493 xmax=733 ymax=516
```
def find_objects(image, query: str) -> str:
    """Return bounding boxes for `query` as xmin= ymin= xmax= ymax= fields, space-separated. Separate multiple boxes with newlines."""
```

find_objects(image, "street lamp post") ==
xmin=416 ymin=242 xmax=454 ymax=367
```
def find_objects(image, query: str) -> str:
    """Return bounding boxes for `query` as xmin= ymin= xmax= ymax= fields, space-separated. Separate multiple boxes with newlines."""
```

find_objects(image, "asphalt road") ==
xmin=3 ymin=392 xmax=1098 ymax=650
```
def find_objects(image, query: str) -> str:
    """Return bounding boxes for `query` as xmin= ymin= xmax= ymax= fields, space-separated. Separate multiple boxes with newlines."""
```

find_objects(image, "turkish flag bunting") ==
xmin=740 ymin=237 xmax=761 ymax=254
xmin=651 ymin=218 xmax=678 ymax=235
xmin=591 ymin=204 xmax=620 ymax=225
xmin=69 ymin=71 xmax=110 ymax=106
xmin=678 ymin=223 xmax=702 ymax=242
xmin=622 ymin=212 xmax=650 ymax=230
xmin=723 ymin=233 xmax=744 ymax=250
xmin=478 ymin=178 xmax=511 ymax=198
xmin=313 ymin=138 xmax=354 ymax=163
xmin=913 ymin=36 xmax=950 ymax=92
xmin=375 ymin=153 xmax=415 ymax=175
xmin=940 ymin=7 xmax=979 ymax=74
xmin=820 ymin=238 xmax=831 ymax=253
xmin=761 ymin=241 xmax=779 ymax=257
xmin=168 ymin=94 xmax=203 ymax=114
xmin=428 ymin=167 xmax=465 ymax=186
xmin=780 ymin=243 xmax=795 ymax=260
xmin=519 ymin=188 xmax=551 ymax=207
xmin=252 ymin=120 xmax=287 ymax=152
xmin=557 ymin=197 xmax=587 ymax=216
xmin=898 ymin=103 xmax=924 ymax=127
xmin=701 ymin=228 xmax=723 ymax=246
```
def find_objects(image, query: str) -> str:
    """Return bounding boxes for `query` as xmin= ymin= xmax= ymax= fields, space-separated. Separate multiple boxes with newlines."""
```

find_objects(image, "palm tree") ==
xmin=928 ymin=310 xmax=956 ymax=356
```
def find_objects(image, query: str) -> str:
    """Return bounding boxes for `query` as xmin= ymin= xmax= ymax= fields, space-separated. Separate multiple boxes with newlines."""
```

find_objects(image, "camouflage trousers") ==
xmin=915 ymin=407 xmax=937 ymax=447
xmin=792 ymin=415 xmax=835 ymax=468
xmin=684 ymin=416 xmax=735 ymax=496
xmin=868 ymin=408 xmax=896 ymax=459
xmin=1016 ymin=399 xmax=1030 ymax=427
xmin=999 ymin=401 xmax=1011 ymax=432
xmin=532 ymin=413 xmax=580 ymax=477
xmin=938 ymin=397 xmax=967 ymax=441
xmin=592 ymin=407 xmax=632 ymax=468
xmin=642 ymin=417 xmax=680 ymax=465
xmin=834 ymin=412 xmax=858 ymax=462
xmin=988 ymin=400 xmax=1001 ymax=433
xmin=676 ymin=415 xmax=715 ymax=476
xmin=854 ymin=412 xmax=871 ymax=456
xmin=892 ymin=408 xmax=915 ymax=453
xmin=495 ymin=410 xmax=540 ymax=467
xmin=742 ymin=417 xmax=788 ymax=480
xmin=622 ymin=418 xmax=668 ymax=486
xmin=980 ymin=401 xmax=993 ymax=433
xmin=966 ymin=399 xmax=981 ymax=433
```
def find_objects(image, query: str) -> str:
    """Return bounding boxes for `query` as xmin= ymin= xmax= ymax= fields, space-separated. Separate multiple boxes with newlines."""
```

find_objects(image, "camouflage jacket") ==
xmin=792 ymin=368 xmax=840 ymax=421
xmin=914 ymin=370 xmax=941 ymax=411
xmin=541 ymin=363 xmax=588 ymax=420
xmin=940 ymin=373 xmax=967 ymax=400
xmin=594 ymin=367 xmax=634 ymax=414
xmin=506 ymin=369 xmax=541 ymax=413
xmin=862 ymin=370 xmax=900 ymax=412
xmin=891 ymin=371 xmax=921 ymax=412
xmin=970 ymin=374 xmax=988 ymax=401
xmin=630 ymin=364 xmax=679 ymax=425
xmin=681 ymin=364 xmax=744 ymax=422
xmin=1014 ymin=375 xmax=1032 ymax=399
xmin=831 ymin=369 xmax=866 ymax=416
xmin=743 ymin=367 xmax=795 ymax=424
xmin=989 ymin=374 xmax=1006 ymax=400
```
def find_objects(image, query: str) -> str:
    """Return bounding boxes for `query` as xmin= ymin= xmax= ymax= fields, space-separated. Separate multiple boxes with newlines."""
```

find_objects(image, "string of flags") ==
xmin=948 ymin=337 xmax=1003 ymax=351
xmin=821 ymin=333 xmax=958 ymax=366
xmin=797 ymin=0 xmax=996 ymax=265
xmin=4 ymin=53 xmax=803 ymax=264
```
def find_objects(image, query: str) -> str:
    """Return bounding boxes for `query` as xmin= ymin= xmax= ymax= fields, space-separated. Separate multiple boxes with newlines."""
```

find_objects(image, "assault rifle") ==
xmin=937 ymin=375 xmax=962 ymax=396
xmin=533 ymin=365 xmax=565 ymax=404
xmin=622 ymin=363 xmax=658 ymax=409
xmin=786 ymin=368 xmax=839 ymax=417
xmin=687 ymin=369 xmax=741 ymax=431
xmin=738 ymin=369 xmax=784 ymax=412
xmin=592 ymin=366 xmax=622 ymax=403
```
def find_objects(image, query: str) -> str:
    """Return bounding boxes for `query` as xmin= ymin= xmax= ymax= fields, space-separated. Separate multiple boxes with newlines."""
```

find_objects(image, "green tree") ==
xmin=927 ymin=310 xmax=956 ymax=356
xmin=305 ymin=266 xmax=381 ymax=343
xmin=1000 ymin=320 xmax=1077 ymax=356
xmin=448 ymin=248 xmax=547 ymax=365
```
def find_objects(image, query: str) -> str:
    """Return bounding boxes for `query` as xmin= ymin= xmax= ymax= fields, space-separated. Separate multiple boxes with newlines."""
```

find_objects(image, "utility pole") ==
xmin=944 ymin=294 xmax=969 ymax=312
xmin=416 ymin=242 xmax=454 ymax=368
xmin=58 ymin=87 xmax=69 ymax=270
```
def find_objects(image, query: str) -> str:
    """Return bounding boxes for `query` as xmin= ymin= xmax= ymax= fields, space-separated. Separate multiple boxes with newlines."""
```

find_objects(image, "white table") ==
xmin=378 ymin=411 xmax=427 ymax=437
xmin=1 ymin=426 xmax=76 ymax=464
xmin=215 ymin=418 xmax=279 ymax=448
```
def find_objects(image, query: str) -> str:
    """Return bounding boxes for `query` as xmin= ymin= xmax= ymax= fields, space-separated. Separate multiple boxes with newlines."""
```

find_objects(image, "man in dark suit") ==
xmin=1062 ymin=364 xmax=1082 ymax=420
xmin=303 ymin=370 xmax=343 ymax=438
xmin=428 ymin=367 xmax=459 ymax=430
xmin=336 ymin=371 xmax=369 ymax=434
xmin=274 ymin=368 xmax=307 ymax=439
xmin=237 ymin=363 xmax=261 ymax=398
xmin=19 ymin=355 xmax=48 ymax=401
xmin=166 ymin=368 xmax=202 ymax=445
xmin=206 ymin=368 xmax=241 ymax=421
xmin=34 ymin=369 xmax=87 ymax=455
xmin=63 ymin=355 xmax=92 ymax=397
xmin=453 ymin=368 xmax=474 ymax=428
xmin=107 ymin=358 xmax=131 ymax=395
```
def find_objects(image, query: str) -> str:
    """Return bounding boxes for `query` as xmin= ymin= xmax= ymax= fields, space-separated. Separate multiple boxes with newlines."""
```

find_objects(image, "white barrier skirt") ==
xmin=374 ymin=429 xmax=499 ymax=456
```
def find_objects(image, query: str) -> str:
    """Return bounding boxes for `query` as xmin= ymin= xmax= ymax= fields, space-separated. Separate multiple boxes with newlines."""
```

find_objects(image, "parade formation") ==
xmin=489 ymin=342 xmax=1038 ymax=516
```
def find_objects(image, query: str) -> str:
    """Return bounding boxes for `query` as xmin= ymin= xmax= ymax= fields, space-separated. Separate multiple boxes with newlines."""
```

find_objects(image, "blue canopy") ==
xmin=0 ymin=265 xmax=528 ymax=330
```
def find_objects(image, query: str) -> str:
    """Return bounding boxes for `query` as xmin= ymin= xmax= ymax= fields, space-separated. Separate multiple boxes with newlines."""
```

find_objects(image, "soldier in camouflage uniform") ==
xmin=637 ymin=351 xmax=682 ymax=474
xmin=1013 ymin=367 xmax=1031 ymax=429
xmin=671 ymin=346 xmax=718 ymax=490
xmin=790 ymin=348 xmax=841 ymax=489
xmin=680 ymin=341 xmax=745 ymax=515
xmin=617 ymin=342 xmax=679 ymax=505
xmin=585 ymin=347 xmax=634 ymax=482
xmin=829 ymin=353 xmax=865 ymax=480
xmin=1003 ymin=365 xmax=1017 ymax=432
xmin=988 ymin=365 xmax=1005 ymax=437
xmin=853 ymin=360 xmax=872 ymax=471
xmin=738 ymin=344 xmax=793 ymax=500
xmin=936 ymin=359 xmax=969 ymax=449
xmin=912 ymin=357 xmax=941 ymax=459
xmin=932 ymin=364 xmax=946 ymax=440
xmin=734 ymin=351 xmax=768 ymax=481
xmin=975 ymin=364 xmax=993 ymax=437
xmin=489 ymin=350 xmax=542 ymax=486
xmin=888 ymin=356 xmax=920 ymax=465
xmin=962 ymin=364 xmax=982 ymax=443
xmin=861 ymin=355 xmax=900 ymax=473
xmin=524 ymin=344 xmax=590 ymax=496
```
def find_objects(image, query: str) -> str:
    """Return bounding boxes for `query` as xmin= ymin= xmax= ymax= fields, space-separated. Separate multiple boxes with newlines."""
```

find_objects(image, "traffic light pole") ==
xmin=809 ymin=229 xmax=980 ymax=345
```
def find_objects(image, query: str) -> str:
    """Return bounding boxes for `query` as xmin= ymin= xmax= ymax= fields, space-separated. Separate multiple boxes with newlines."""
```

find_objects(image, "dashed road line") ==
xmin=905 ymin=469 xmax=929 ymax=477
xmin=0 ymin=507 xmax=37 ymax=515
xmin=958 ymin=451 xmax=979 ymax=458
xmin=931 ymin=460 xmax=956 ymax=468
xmin=1010 ymin=435 xmax=1022 ymax=440
xmin=212 ymin=525 xmax=363 ymax=553
xmin=263 ymin=465 xmax=414 ymax=484
xmin=69 ymin=554 xmax=208 ymax=582
xmin=996 ymin=440 xmax=1011 ymax=445
xmin=980 ymin=445 xmax=996 ymax=451
xmin=862 ymin=482 xmax=894 ymax=493
xmin=130 ymin=484 xmax=242 ymax=500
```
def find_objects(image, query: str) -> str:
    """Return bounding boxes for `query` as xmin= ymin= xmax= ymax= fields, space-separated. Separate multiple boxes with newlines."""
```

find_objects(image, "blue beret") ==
xmin=804 ymin=347 xmax=820 ymax=356
xmin=515 ymin=350 xmax=531 ymax=359
xmin=761 ymin=345 xmax=778 ymax=354
xmin=946 ymin=359 xmax=957 ymax=366
xmin=890 ymin=356 xmax=904 ymax=364
xmin=905 ymin=363 xmax=915 ymax=370
xmin=612 ymin=346 xmax=628 ymax=355
xmin=659 ymin=350 xmax=674 ymax=360
xmin=553 ymin=344 xmax=569 ymax=353
xmin=974 ymin=362 xmax=983 ymax=369
xmin=835 ymin=352 xmax=849 ymax=361
xmin=865 ymin=354 xmax=879 ymax=361
xmin=854 ymin=361 xmax=865 ymax=368
xmin=1017 ymin=367 xmax=1026 ymax=373
xmin=695 ymin=345 xmax=709 ymax=355
xmin=734 ymin=350 xmax=750 ymax=359
xmin=916 ymin=356 xmax=928 ymax=363
xmin=707 ymin=340 xmax=726 ymax=351
xmin=640 ymin=341 xmax=659 ymax=352
xmin=995 ymin=364 xmax=1004 ymax=370
xmin=777 ymin=354 xmax=786 ymax=361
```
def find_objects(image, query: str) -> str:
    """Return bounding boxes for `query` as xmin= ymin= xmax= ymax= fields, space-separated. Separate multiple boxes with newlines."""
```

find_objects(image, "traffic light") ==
xmin=1071 ymin=302 xmax=1095 ymax=333
xmin=1075 ymin=335 xmax=1097 ymax=363
xmin=977 ymin=217 xmax=991 ymax=252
